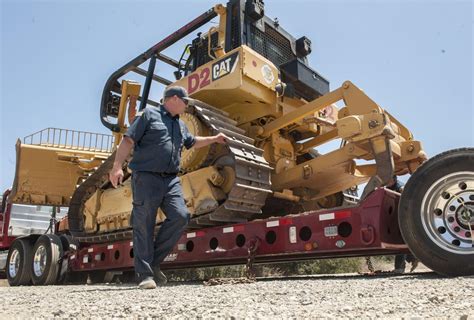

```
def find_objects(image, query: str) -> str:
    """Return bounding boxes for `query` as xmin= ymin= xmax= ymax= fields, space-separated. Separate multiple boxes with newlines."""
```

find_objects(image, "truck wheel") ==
xmin=6 ymin=238 xmax=33 ymax=286
xmin=31 ymin=234 xmax=63 ymax=285
xmin=399 ymin=148 xmax=474 ymax=276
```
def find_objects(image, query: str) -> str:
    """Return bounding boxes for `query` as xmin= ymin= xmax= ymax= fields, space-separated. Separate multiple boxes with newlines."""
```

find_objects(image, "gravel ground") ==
xmin=0 ymin=271 xmax=473 ymax=319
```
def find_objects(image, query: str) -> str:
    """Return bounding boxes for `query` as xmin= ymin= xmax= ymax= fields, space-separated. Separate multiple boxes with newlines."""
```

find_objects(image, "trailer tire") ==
xmin=399 ymin=148 xmax=474 ymax=276
xmin=6 ymin=238 xmax=33 ymax=286
xmin=31 ymin=234 xmax=63 ymax=285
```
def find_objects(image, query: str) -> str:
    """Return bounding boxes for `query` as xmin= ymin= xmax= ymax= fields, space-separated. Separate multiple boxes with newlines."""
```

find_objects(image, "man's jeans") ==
xmin=131 ymin=171 xmax=190 ymax=281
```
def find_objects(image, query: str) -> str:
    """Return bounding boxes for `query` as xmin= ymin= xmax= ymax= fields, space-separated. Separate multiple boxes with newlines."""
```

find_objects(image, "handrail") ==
xmin=22 ymin=128 xmax=114 ymax=153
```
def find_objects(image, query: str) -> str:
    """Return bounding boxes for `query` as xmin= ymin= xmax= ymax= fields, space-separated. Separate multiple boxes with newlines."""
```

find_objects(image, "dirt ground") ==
xmin=1 ymin=269 xmax=472 ymax=319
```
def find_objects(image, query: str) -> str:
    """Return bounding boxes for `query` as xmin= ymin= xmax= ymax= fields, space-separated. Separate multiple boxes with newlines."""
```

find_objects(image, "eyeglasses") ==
xmin=177 ymin=96 xmax=189 ymax=106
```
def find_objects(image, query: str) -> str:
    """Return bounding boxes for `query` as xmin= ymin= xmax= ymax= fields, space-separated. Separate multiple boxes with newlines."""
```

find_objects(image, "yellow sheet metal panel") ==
xmin=84 ymin=180 xmax=166 ymax=233
xmin=171 ymin=47 xmax=279 ymax=125
xmin=83 ymin=190 xmax=100 ymax=233
xmin=241 ymin=45 xmax=278 ymax=90
xmin=180 ymin=166 xmax=228 ymax=216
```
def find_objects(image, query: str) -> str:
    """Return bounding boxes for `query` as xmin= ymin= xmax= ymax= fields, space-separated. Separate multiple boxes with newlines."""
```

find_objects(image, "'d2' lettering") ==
xmin=187 ymin=67 xmax=211 ymax=94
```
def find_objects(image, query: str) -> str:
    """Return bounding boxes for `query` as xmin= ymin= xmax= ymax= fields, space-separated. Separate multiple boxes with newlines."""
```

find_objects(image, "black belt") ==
xmin=156 ymin=172 xmax=178 ymax=177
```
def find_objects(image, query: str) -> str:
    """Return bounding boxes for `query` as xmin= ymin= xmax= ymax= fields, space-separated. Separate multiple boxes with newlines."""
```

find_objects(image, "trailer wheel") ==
xmin=31 ymin=234 xmax=63 ymax=285
xmin=6 ymin=238 xmax=33 ymax=286
xmin=399 ymin=148 xmax=474 ymax=276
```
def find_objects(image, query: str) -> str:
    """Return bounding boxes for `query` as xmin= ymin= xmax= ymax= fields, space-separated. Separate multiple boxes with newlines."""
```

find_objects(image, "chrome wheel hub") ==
xmin=421 ymin=171 xmax=474 ymax=254
xmin=8 ymin=249 xmax=20 ymax=278
xmin=33 ymin=245 xmax=47 ymax=277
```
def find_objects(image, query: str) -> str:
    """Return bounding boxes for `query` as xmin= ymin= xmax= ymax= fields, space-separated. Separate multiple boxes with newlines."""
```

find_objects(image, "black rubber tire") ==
xmin=6 ymin=238 xmax=33 ymax=286
xmin=31 ymin=234 xmax=63 ymax=285
xmin=399 ymin=148 xmax=474 ymax=276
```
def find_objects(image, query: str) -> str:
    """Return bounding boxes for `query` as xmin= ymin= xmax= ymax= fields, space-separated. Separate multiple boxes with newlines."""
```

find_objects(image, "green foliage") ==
xmin=259 ymin=258 xmax=363 ymax=276
xmin=166 ymin=265 xmax=245 ymax=281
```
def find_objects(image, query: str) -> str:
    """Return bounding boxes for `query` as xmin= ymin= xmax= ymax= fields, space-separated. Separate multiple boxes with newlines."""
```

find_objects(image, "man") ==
xmin=388 ymin=176 xmax=419 ymax=274
xmin=109 ymin=86 xmax=227 ymax=289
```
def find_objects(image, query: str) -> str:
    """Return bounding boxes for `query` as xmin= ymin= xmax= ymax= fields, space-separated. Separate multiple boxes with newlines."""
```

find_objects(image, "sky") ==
xmin=1 ymin=0 xmax=473 ymax=192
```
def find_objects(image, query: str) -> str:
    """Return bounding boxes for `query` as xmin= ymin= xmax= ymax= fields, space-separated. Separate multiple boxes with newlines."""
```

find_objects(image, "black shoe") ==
xmin=393 ymin=267 xmax=405 ymax=274
xmin=153 ymin=267 xmax=167 ymax=285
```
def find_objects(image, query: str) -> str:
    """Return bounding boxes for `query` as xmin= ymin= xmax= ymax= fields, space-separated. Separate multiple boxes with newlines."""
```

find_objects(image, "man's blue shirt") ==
xmin=125 ymin=105 xmax=195 ymax=173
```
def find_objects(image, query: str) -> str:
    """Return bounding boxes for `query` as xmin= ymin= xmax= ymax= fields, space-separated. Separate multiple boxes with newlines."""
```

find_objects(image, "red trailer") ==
xmin=71 ymin=188 xmax=406 ymax=274
xmin=2 ymin=187 xmax=408 ymax=285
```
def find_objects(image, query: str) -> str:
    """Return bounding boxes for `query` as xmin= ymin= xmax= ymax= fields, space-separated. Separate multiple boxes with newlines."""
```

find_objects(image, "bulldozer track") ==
xmin=186 ymin=100 xmax=272 ymax=228
xmin=68 ymin=101 xmax=272 ymax=242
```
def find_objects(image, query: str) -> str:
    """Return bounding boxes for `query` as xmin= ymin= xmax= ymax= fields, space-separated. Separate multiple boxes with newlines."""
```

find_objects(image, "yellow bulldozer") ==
xmin=7 ymin=0 xmax=473 ymax=280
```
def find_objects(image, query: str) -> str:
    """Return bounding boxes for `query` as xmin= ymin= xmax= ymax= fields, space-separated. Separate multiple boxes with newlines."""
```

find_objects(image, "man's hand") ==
xmin=109 ymin=165 xmax=124 ymax=188
xmin=214 ymin=132 xmax=227 ymax=144
xmin=109 ymin=136 xmax=134 ymax=188
xmin=194 ymin=133 xmax=228 ymax=149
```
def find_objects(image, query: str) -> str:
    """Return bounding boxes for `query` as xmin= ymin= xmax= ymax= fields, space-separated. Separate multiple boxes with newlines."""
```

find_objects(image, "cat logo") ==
xmin=211 ymin=52 xmax=239 ymax=81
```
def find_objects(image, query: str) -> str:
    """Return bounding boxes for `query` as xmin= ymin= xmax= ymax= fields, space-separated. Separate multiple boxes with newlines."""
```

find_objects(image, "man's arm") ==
xmin=193 ymin=132 xmax=227 ymax=149
xmin=127 ymin=95 xmax=139 ymax=125
xmin=109 ymin=136 xmax=135 ymax=188
xmin=110 ymin=107 xmax=148 ymax=188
